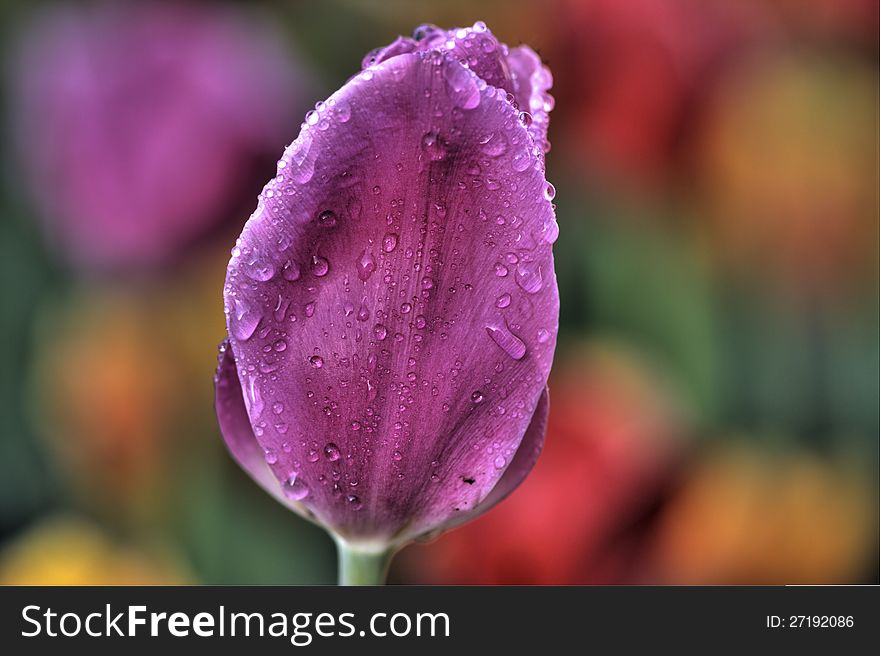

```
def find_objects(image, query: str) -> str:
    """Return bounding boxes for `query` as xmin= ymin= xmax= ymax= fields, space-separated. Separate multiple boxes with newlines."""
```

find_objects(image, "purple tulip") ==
xmin=12 ymin=2 xmax=305 ymax=272
xmin=215 ymin=22 xmax=558 ymax=584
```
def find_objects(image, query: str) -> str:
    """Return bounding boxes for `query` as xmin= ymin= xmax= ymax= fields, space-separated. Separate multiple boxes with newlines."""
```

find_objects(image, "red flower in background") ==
xmin=394 ymin=342 xmax=686 ymax=584
xmin=547 ymin=0 xmax=759 ymax=188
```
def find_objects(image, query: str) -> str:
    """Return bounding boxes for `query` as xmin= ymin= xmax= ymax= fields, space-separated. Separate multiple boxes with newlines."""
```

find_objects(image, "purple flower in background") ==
xmin=215 ymin=22 xmax=558 ymax=584
xmin=12 ymin=2 xmax=305 ymax=272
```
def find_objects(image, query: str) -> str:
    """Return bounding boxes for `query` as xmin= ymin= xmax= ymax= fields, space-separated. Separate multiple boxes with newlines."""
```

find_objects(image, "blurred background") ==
xmin=0 ymin=0 xmax=876 ymax=585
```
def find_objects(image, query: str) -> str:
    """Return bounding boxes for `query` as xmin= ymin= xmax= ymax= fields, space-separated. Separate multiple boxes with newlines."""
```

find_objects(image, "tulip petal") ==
xmin=366 ymin=23 xmax=553 ymax=153
xmin=222 ymin=43 xmax=557 ymax=544
xmin=426 ymin=387 xmax=549 ymax=537
xmin=214 ymin=339 xmax=300 ymax=512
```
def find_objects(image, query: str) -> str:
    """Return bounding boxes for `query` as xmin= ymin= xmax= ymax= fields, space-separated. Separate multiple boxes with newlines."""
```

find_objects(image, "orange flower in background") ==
xmin=695 ymin=52 xmax=878 ymax=297
xmin=394 ymin=342 xmax=687 ymax=584
xmin=0 ymin=515 xmax=186 ymax=585
xmin=29 ymin=249 xmax=228 ymax=521
xmin=646 ymin=443 xmax=878 ymax=584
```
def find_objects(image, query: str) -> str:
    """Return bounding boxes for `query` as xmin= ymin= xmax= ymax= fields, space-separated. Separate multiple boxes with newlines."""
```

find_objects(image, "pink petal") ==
xmin=220 ymin=38 xmax=557 ymax=545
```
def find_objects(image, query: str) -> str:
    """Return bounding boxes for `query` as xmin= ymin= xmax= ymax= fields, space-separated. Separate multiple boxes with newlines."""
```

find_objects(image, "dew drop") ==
xmin=324 ymin=442 xmax=341 ymax=461
xmin=494 ymin=263 xmax=509 ymax=277
xmin=495 ymin=293 xmax=511 ymax=308
xmin=421 ymin=131 xmax=447 ymax=161
xmin=444 ymin=63 xmax=481 ymax=109
xmin=511 ymin=142 xmax=532 ymax=172
xmin=479 ymin=132 xmax=507 ymax=157
xmin=309 ymin=355 xmax=324 ymax=368
xmin=232 ymin=303 xmax=261 ymax=341
xmin=346 ymin=494 xmax=363 ymax=510
xmin=244 ymin=260 xmax=275 ymax=282
xmin=494 ymin=455 xmax=506 ymax=469
xmin=537 ymin=328 xmax=551 ymax=344
xmin=514 ymin=260 xmax=543 ymax=294
xmin=335 ymin=102 xmax=351 ymax=123
xmin=317 ymin=209 xmax=337 ymax=227
xmin=485 ymin=325 xmax=527 ymax=360
xmin=264 ymin=448 xmax=278 ymax=465
xmin=543 ymin=182 xmax=556 ymax=201
xmin=310 ymin=255 xmax=329 ymax=277
xmin=382 ymin=233 xmax=399 ymax=253
xmin=283 ymin=259 xmax=301 ymax=281
xmin=283 ymin=474 xmax=309 ymax=500
xmin=356 ymin=250 xmax=376 ymax=281
xmin=373 ymin=323 xmax=388 ymax=340
xmin=471 ymin=391 xmax=484 ymax=403
xmin=542 ymin=218 xmax=560 ymax=244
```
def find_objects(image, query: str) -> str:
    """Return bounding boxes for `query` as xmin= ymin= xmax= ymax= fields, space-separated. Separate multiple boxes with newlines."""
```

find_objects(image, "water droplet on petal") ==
xmin=335 ymin=102 xmax=351 ymax=123
xmin=232 ymin=299 xmax=260 ymax=341
xmin=346 ymin=494 xmax=363 ymax=509
xmin=317 ymin=209 xmax=337 ymax=227
xmin=494 ymin=455 xmax=506 ymax=469
xmin=542 ymin=218 xmax=559 ymax=244
xmin=514 ymin=260 xmax=543 ymax=294
xmin=537 ymin=328 xmax=551 ymax=344
xmin=356 ymin=250 xmax=376 ymax=281
xmin=479 ymin=132 xmax=507 ymax=157
xmin=309 ymin=355 xmax=324 ymax=368
xmin=324 ymin=443 xmax=341 ymax=461
xmin=244 ymin=259 xmax=275 ymax=281
xmin=310 ymin=255 xmax=330 ymax=277
xmin=485 ymin=325 xmax=527 ymax=360
xmin=373 ymin=323 xmax=387 ymax=340
xmin=543 ymin=182 xmax=556 ymax=201
xmin=283 ymin=474 xmax=309 ymax=500
xmin=421 ymin=131 xmax=447 ymax=161
xmin=382 ymin=233 xmax=399 ymax=253
xmin=471 ymin=391 xmax=484 ymax=403
xmin=264 ymin=448 xmax=278 ymax=465
xmin=511 ymin=142 xmax=532 ymax=172
xmin=494 ymin=263 xmax=509 ymax=277
xmin=495 ymin=293 xmax=511 ymax=308
xmin=283 ymin=260 xmax=301 ymax=281
xmin=444 ymin=63 xmax=480 ymax=109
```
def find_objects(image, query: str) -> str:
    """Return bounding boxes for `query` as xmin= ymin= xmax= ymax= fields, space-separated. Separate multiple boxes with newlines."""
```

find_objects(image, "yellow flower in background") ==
xmin=28 ymin=247 xmax=228 ymax=522
xmin=696 ymin=52 xmax=878 ymax=297
xmin=648 ymin=442 xmax=878 ymax=584
xmin=0 ymin=515 xmax=187 ymax=585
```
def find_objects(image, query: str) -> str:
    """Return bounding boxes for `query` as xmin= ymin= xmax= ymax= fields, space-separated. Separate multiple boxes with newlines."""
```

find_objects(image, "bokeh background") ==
xmin=0 ymin=0 xmax=877 ymax=585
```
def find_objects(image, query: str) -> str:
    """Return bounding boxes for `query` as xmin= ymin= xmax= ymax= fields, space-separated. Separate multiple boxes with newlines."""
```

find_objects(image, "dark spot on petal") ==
xmin=462 ymin=476 xmax=475 ymax=485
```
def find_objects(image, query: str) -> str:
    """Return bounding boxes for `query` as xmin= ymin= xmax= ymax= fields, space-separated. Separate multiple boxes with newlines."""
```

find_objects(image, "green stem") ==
xmin=336 ymin=541 xmax=395 ymax=586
